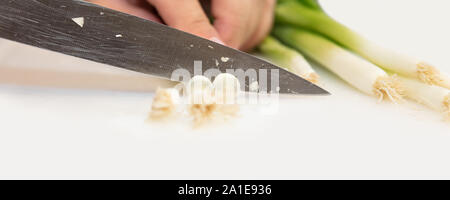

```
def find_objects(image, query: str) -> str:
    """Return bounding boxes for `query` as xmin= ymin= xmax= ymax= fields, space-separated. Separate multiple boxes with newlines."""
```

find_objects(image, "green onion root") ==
xmin=149 ymin=88 xmax=180 ymax=120
xmin=373 ymin=75 xmax=404 ymax=102
xmin=188 ymin=104 xmax=217 ymax=126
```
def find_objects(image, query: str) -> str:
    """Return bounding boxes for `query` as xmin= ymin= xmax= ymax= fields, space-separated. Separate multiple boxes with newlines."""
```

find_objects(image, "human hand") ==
xmin=88 ymin=0 xmax=276 ymax=51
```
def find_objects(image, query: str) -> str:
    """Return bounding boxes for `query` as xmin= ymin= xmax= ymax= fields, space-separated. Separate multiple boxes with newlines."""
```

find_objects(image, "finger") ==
xmin=147 ymin=0 xmax=223 ymax=42
xmin=240 ymin=0 xmax=276 ymax=51
xmin=88 ymin=0 xmax=162 ymax=23
xmin=211 ymin=0 xmax=256 ymax=49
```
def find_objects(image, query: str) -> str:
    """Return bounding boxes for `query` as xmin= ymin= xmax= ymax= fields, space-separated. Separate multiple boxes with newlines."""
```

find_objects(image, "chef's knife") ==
xmin=0 ymin=0 xmax=329 ymax=95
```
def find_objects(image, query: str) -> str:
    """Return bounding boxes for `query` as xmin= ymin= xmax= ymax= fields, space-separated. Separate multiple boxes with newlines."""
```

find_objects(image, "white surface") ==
xmin=1 ymin=0 xmax=449 ymax=179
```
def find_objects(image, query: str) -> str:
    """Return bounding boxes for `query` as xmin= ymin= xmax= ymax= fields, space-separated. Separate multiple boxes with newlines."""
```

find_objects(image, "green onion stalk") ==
xmin=398 ymin=76 xmax=449 ymax=118
xmin=275 ymin=0 xmax=450 ymax=89
xmin=274 ymin=27 xmax=403 ymax=102
xmin=258 ymin=36 xmax=319 ymax=83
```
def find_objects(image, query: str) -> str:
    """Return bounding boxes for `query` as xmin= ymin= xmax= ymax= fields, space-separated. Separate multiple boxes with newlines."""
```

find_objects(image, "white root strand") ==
xmin=149 ymin=88 xmax=180 ymax=120
xmin=373 ymin=75 xmax=404 ymax=103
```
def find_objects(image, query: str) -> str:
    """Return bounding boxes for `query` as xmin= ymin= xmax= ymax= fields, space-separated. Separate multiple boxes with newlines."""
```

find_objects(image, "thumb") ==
xmin=147 ymin=0 xmax=224 ymax=44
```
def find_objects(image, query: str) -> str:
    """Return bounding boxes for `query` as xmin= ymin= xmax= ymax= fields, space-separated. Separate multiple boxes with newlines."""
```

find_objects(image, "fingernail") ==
xmin=210 ymin=37 xmax=225 ymax=45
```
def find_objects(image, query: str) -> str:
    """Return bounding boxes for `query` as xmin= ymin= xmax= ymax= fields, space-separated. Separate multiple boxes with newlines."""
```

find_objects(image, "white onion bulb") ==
xmin=213 ymin=73 xmax=241 ymax=104
xmin=186 ymin=75 xmax=214 ymax=105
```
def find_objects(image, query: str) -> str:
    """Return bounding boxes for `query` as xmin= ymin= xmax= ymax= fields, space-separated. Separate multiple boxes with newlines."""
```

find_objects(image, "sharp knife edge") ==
xmin=0 ymin=0 xmax=329 ymax=95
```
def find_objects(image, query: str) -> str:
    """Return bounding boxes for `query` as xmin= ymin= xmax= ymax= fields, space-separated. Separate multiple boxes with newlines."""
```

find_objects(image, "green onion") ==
xmin=213 ymin=73 xmax=241 ymax=104
xmin=186 ymin=75 xmax=214 ymax=105
xmin=274 ymin=27 xmax=403 ymax=102
xmin=186 ymin=74 xmax=241 ymax=126
xmin=275 ymin=1 xmax=450 ymax=89
xmin=296 ymin=0 xmax=322 ymax=11
xmin=398 ymin=76 xmax=449 ymax=118
xmin=258 ymin=36 xmax=319 ymax=83
xmin=186 ymin=76 xmax=217 ymax=126
xmin=212 ymin=73 xmax=241 ymax=116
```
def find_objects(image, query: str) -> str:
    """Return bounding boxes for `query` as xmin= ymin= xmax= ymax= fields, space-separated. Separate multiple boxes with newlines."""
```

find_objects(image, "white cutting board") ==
xmin=1 ymin=0 xmax=449 ymax=179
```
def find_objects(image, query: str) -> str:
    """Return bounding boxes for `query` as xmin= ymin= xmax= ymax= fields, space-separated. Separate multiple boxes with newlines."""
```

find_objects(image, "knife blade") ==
xmin=0 ymin=0 xmax=329 ymax=95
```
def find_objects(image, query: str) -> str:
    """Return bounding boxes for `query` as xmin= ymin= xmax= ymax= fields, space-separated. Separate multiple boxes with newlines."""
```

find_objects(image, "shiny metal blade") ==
xmin=0 ymin=0 xmax=329 ymax=95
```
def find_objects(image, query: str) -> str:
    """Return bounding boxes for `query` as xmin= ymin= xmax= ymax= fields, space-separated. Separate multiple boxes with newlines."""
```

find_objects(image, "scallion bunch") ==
xmin=258 ymin=0 xmax=450 ymax=117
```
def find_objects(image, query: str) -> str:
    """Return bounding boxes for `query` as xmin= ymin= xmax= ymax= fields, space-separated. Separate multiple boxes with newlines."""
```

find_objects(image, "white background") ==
xmin=0 ymin=0 xmax=449 ymax=179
